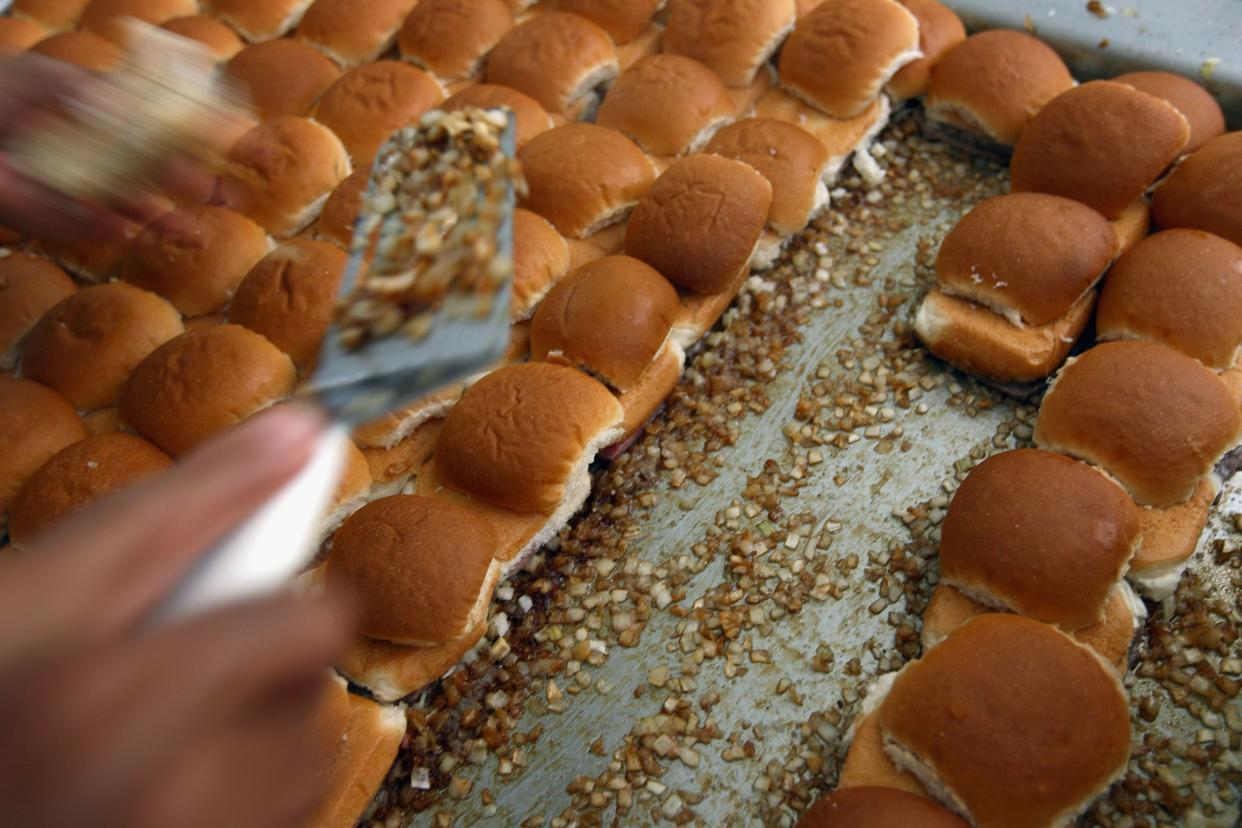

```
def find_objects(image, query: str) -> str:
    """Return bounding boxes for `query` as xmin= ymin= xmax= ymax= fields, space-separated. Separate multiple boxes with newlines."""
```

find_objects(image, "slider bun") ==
xmin=440 ymin=84 xmax=552 ymax=150
xmin=1097 ymin=229 xmax=1242 ymax=370
xmin=517 ymin=123 xmax=655 ymax=239
xmin=625 ymin=154 xmax=772 ymax=295
xmin=434 ymin=362 xmax=624 ymax=513
xmin=0 ymin=17 xmax=46 ymax=54
xmin=326 ymin=495 xmax=497 ymax=645
xmin=914 ymin=287 xmax=1094 ymax=383
xmin=1152 ymin=131 xmax=1242 ymax=248
xmin=484 ymin=12 xmax=618 ymax=117
xmin=879 ymin=614 xmax=1131 ymax=828
xmin=664 ymin=0 xmax=796 ymax=88
xmin=555 ymin=0 xmax=662 ymax=45
xmin=1113 ymin=71 xmax=1225 ymax=154
xmin=1011 ymin=81 xmax=1190 ymax=220
xmin=0 ymin=377 xmax=86 ymax=518
xmin=925 ymin=30 xmax=1073 ymax=147
xmin=797 ymin=787 xmax=968 ymax=828
xmin=205 ymin=0 xmax=313 ymax=41
xmin=885 ymin=0 xmax=965 ymax=101
xmin=21 ymin=283 xmax=184 ymax=411
xmin=225 ymin=39 xmax=341 ymax=121
xmin=7 ymin=432 xmax=171 ymax=544
xmin=217 ymin=116 xmax=350 ymax=239
xmin=40 ymin=212 xmax=145 ymax=282
xmin=597 ymin=54 xmax=735 ymax=157
xmin=30 ymin=30 xmax=121 ymax=72
xmin=314 ymin=168 xmax=366 ymax=249
xmin=307 ymin=683 xmax=406 ymax=828
xmin=79 ymin=0 xmax=197 ymax=40
xmin=121 ymin=205 xmax=271 ymax=316
xmin=935 ymin=192 xmax=1118 ymax=326
xmin=228 ymin=239 xmax=348 ymax=371
xmin=296 ymin=0 xmax=419 ymax=67
xmin=120 ymin=325 xmax=296 ymax=456
xmin=0 ymin=254 xmax=76 ymax=371
xmin=11 ymin=0 xmax=90 ymax=32
xmin=705 ymin=117 xmax=830 ymax=236
xmin=531 ymin=255 xmax=679 ymax=390
xmin=779 ymin=0 xmax=919 ymax=119
xmin=940 ymin=449 xmax=1140 ymax=632
xmin=314 ymin=61 xmax=445 ymax=164
xmin=397 ymin=0 xmax=513 ymax=82
xmin=1034 ymin=341 xmax=1242 ymax=507
xmin=512 ymin=207 xmax=571 ymax=321
xmin=160 ymin=15 xmax=242 ymax=61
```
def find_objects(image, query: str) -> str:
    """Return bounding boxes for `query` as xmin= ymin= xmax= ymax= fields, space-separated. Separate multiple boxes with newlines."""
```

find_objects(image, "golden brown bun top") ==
xmin=1152 ymin=131 xmax=1242 ymax=248
xmin=434 ymin=362 xmax=623 ymax=513
xmin=0 ymin=377 xmax=86 ymax=517
xmin=79 ymin=0 xmax=197 ymax=39
xmin=206 ymin=0 xmax=310 ymax=41
xmin=512 ymin=207 xmax=571 ymax=319
xmin=1113 ymin=71 xmax=1225 ymax=154
xmin=326 ymin=494 xmax=497 ymax=645
xmin=228 ymin=239 xmax=348 ymax=371
xmin=0 ymin=17 xmax=46 ymax=54
xmin=1035 ymin=341 xmax=1242 ymax=507
xmin=0 ymin=254 xmax=76 ymax=366
xmin=935 ymin=192 xmax=1118 ymax=326
xmin=517 ymin=123 xmax=654 ymax=239
xmin=625 ymin=153 xmax=772 ymax=295
xmin=314 ymin=61 xmax=445 ymax=164
xmin=20 ymin=282 xmax=184 ymax=411
xmin=160 ymin=15 xmax=243 ymax=61
xmin=441 ymin=84 xmax=552 ymax=151
xmin=1097 ymin=229 xmax=1242 ymax=370
xmin=797 ymin=788 xmax=968 ymax=828
xmin=483 ymin=12 xmax=617 ymax=115
xmin=226 ymin=39 xmax=341 ymax=121
xmin=12 ymin=0 xmax=89 ymax=31
xmin=597 ymin=54 xmax=735 ymax=157
xmin=8 ymin=432 xmax=171 ymax=544
xmin=879 ymin=614 xmax=1131 ymax=828
xmin=121 ymin=205 xmax=271 ymax=317
xmin=316 ymin=168 xmax=367 ymax=249
xmin=1010 ymin=81 xmax=1190 ymax=220
xmin=30 ymin=30 xmax=121 ymax=72
xmin=940 ymin=449 xmax=1140 ymax=631
xmin=120 ymin=325 xmax=296 ymax=456
xmin=217 ymin=116 xmax=351 ymax=238
xmin=531 ymin=255 xmax=679 ymax=391
xmin=663 ymin=0 xmax=796 ymax=88
xmin=926 ymin=30 xmax=1072 ymax=146
xmin=397 ymin=0 xmax=513 ymax=81
xmin=555 ymin=0 xmax=662 ymax=44
xmin=778 ymin=0 xmax=918 ymax=119
xmin=885 ymin=0 xmax=965 ymax=101
xmin=296 ymin=0 xmax=418 ymax=66
xmin=705 ymin=117 xmax=829 ymax=235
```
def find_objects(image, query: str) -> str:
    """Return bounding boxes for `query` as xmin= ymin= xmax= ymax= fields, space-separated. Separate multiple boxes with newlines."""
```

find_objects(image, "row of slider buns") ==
xmin=0 ymin=0 xmax=1000 ymax=824
xmin=798 ymin=24 xmax=1242 ymax=828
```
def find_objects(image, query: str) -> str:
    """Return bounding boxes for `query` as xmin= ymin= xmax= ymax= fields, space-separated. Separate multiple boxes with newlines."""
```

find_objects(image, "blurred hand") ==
xmin=0 ymin=53 xmax=215 ymax=243
xmin=0 ymin=407 xmax=351 ymax=828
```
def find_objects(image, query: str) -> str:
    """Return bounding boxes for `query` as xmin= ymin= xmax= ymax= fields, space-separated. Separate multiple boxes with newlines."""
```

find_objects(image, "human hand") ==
xmin=0 ymin=406 xmax=353 ymax=828
xmin=0 ymin=53 xmax=216 ymax=244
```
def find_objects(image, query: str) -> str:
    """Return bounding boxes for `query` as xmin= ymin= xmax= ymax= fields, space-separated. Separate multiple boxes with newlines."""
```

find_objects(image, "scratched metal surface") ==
xmin=941 ymin=0 xmax=1242 ymax=126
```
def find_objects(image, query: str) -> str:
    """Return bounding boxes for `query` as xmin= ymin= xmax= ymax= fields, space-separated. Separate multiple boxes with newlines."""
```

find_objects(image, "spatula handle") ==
xmin=148 ymin=425 xmax=349 ymax=626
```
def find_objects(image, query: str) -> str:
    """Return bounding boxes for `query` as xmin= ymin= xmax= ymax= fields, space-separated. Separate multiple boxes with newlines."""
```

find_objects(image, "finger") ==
xmin=129 ymin=697 xmax=332 ymax=828
xmin=0 ymin=406 xmax=324 ymax=655
xmin=0 ymin=159 xmax=130 ymax=245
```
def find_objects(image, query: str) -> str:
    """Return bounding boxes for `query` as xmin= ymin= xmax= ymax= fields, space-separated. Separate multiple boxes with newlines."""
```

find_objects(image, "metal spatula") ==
xmin=151 ymin=109 xmax=518 ymax=624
